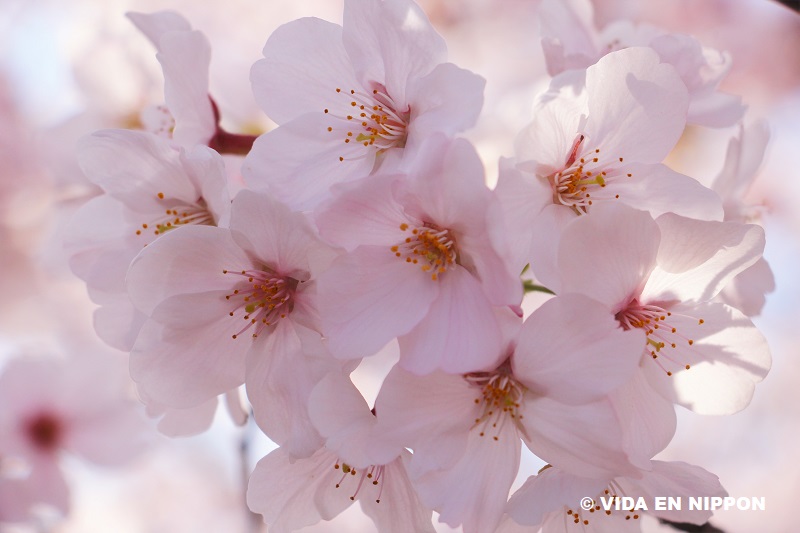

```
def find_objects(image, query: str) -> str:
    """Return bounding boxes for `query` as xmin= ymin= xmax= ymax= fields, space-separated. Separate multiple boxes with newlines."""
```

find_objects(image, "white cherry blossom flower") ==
xmin=244 ymin=0 xmax=485 ymax=210
xmin=314 ymin=136 xmax=521 ymax=374
xmin=126 ymin=190 xmax=343 ymax=457
xmin=537 ymin=0 xmax=746 ymax=128
xmin=65 ymin=130 xmax=231 ymax=351
xmin=552 ymin=204 xmax=771 ymax=416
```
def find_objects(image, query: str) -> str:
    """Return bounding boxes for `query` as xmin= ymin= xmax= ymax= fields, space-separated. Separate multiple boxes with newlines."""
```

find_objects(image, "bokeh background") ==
xmin=1 ymin=0 xmax=798 ymax=531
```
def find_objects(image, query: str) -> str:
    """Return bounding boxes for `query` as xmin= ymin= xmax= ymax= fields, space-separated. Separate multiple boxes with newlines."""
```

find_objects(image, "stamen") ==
xmin=324 ymin=85 xmax=410 ymax=163
xmin=616 ymin=301 xmax=703 ymax=376
xmin=392 ymin=223 xmax=458 ymax=281
xmin=330 ymin=460 xmax=386 ymax=504
xmin=134 ymin=195 xmax=214 ymax=242
xmin=548 ymin=136 xmax=630 ymax=213
xmin=223 ymin=269 xmax=297 ymax=339
xmin=464 ymin=359 xmax=529 ymax=441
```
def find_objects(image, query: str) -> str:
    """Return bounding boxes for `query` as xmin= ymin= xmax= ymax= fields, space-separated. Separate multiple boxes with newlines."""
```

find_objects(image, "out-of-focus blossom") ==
xmin=0 ymin=354 xmax=149 ymax=521
xmin=127 ymin=11 xmax=216 ymax=148
xmin=711 ymin=121 xmax=775 ymax=316
xmin=537 ymin=0 xmax=746 ymax=128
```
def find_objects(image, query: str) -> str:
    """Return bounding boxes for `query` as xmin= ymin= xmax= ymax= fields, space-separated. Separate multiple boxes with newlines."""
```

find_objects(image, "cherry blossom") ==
xmin=552 ymin=204 xmax=770 ymax=415
xmin=537 ymin=0 xmax=746 ymax=128
xmin=247 ymin=372 xmax=435 ymax=532
xmin=514 ymin=48 xmax=721 ymax=219
xmin=247 ymin=446 xmax=432 ymax=533
xmin=65 ymin=130 xmax=231 ymax=350
xmin=126 ymin=189 xmax=343 ymax=457
xmin=367 ymin=297 xmax=643 ymax=533
xmin=502 ymin=46 xmax=722 ymax=278
xmin=244 ymin=0 xmax=485 ymax=210
xmin=12 ymin=1 xmax=780 ymax=530
xmin=0 ymin=355 xmax=149 ymax=518
xmin=314 ymin=136 xmax=521 ymax=374
xmin=506 ymin=461 xmax=726 ymax=532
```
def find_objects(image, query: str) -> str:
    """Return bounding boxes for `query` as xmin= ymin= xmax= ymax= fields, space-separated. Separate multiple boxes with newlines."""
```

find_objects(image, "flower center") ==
xmin=391 ymin=223 xmax=458 ymax=281
xmin=324 ymin=85 xmax=409 ymax=163
xmin=222 ymin=268 xmax=297 ymax=339
xmin=332 ymin=460 xmax=386 ymax=504
xmin=549 ymin=134 xmax=632 ymax=213
xmin=135 ymin=192 xmax=214 ymax=241
xmin=464 ymin=360 xmax=528 ymax=441
xmin=25 ymin=413 xmax=62 ymax=452
xmin=616 ymin=300 xmax=704 ymax=376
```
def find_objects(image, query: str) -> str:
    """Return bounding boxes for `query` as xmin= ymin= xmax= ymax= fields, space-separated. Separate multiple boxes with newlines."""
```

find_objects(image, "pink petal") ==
xmin=527 ymin=204 xmax=576 ymax=294
xmin=412 ymin=426 xmax=520 ymax=533
xmin=521 ymin=396 xmax=638 ymax=480
xmin=126 ymin=225 xmax=251 ymax=316
xmin=712 ymin=121 xmax=770 ymax=203
xmin=65 ymin=195 xmax=145 ymax=294
xmin=318 ymin=246 xmax=438 ymax=360
xmin=718 ymin=257 xmax=774 ymax=317
xmin=157 ymin=30 xmax=215 ymax=147
xmin=130 ymin=291 xmax=249 ymax=408
xmin=181 ymin=145 xmax=231 ymax=226
xmin=643 ymin=216 xmax=765 ymax=304
xmin=247 ymin=447 xmax=353 ymax=532
xmin=406 ymin=62 xmax=484 ymax=137
xmin=92 ymin=290 xmax=148 ymax=351
xmin=688 ymin=91 xmax=746 ymax=128
xmin=342 ymin=0 xmax=447 ymax=105
xmin=309 ymin=371 xmax=376 ymax=467
xmin=515 ymin=74 xmax=588 ymax=175
xmin=76 ymin=129 xmax=197 ymax=209
xmin=403 ymin=136 xmax=490 ymax=229
xmin=493 ymin=158 xmax=552 ymax=275
xmin=620 ymin=460 xmax=726 ymax=525
xmin=126 ymin=11 xmax=192 ymax=46
xmin=247 ymin=321 xmax=336 ymax=459
xmin=399 ymin=267 xmax=503 ymax=375
xmin=557 ymin=204 xmax=660 ymax=310
xmin=537 ymin=0 xmax=597 ymax=76
xmin=513 ymin=294 xmax=644 ymax=405
xmin=612 ymin=163 xmax=724 ymax=221
xmin=315 ymin=173 xmax=410 ymax=251
xmin=230 ymin=190 xmax=332 ymax=279
xmin=371 ymin=366 xmax=473 ymax=470
xmin=641 ymin=302 xmax=770 ymax=415
xmin=609 ymin=370 xmax=676 ymax=463
xmin=242 ymin=112 xmax=375 ymax=211
xmin=585 ymin=47 xmax=688 ymax=163
xmin=252 ymin=17 xmax=359 ymax=125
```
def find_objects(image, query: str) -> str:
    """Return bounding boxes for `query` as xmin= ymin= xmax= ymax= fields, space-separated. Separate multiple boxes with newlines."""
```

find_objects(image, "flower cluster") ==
xmin=60 ymin=0 xmax=772 ymax=531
